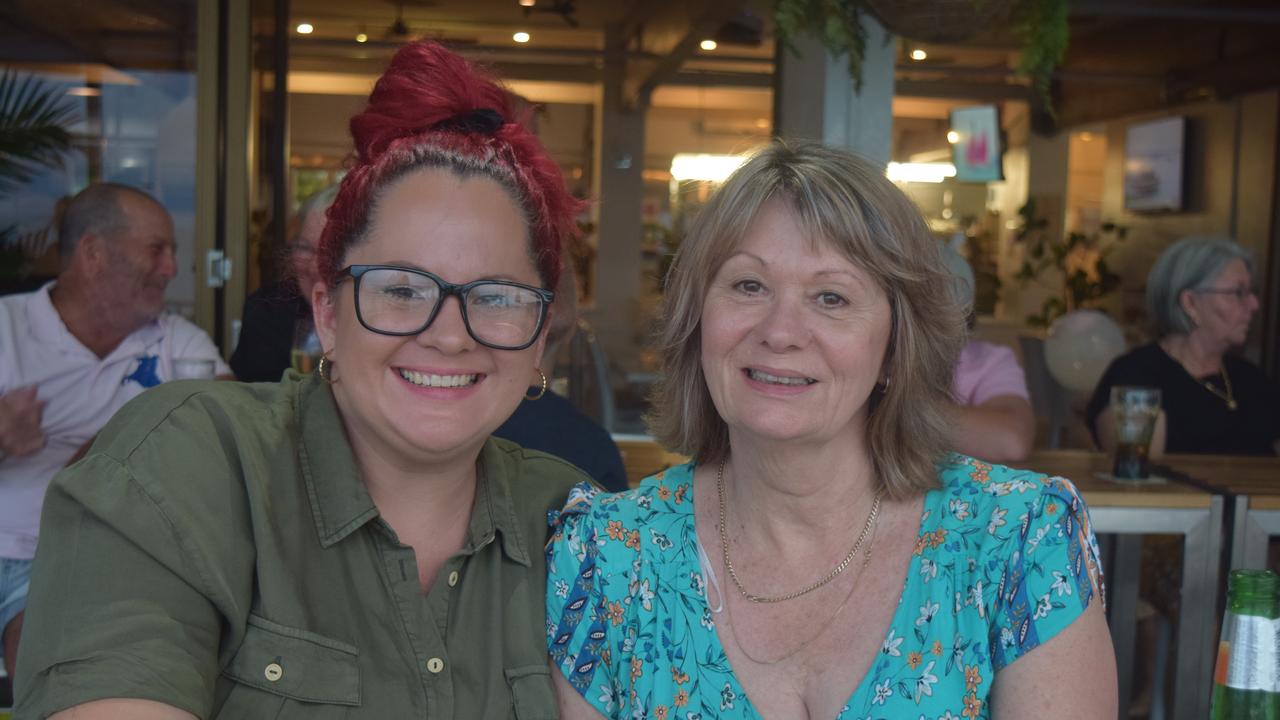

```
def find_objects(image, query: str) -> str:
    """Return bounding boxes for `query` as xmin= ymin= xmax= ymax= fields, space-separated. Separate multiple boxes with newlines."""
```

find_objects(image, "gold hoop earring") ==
xmin=317 ymin=352 xmax=337 ymax=385
xmin=525 ymin=368 xmax=547 ymax=401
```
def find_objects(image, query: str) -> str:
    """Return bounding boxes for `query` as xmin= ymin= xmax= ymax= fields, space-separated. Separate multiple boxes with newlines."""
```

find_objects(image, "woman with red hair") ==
xmin=17 ymin=41 xmax=586 ymax=719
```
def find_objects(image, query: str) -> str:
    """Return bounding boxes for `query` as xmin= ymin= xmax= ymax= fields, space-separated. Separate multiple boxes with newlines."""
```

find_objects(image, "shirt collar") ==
xmin=27 ymin=280 xmax=164 ymax=354
xmin=296 ymin=374 xmax=531 ymax=566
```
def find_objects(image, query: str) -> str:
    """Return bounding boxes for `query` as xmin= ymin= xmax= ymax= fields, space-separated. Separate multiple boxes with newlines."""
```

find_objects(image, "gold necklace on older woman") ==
xmin=716 ymin=458 xmax=882 ymax=604
xmin=1198 ymin=366 xmax=1238 ymax=410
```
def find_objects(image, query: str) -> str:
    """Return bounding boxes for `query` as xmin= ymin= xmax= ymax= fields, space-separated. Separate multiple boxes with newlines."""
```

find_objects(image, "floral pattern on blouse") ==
xmin=546 ymin=455 xmax=1104 ymax=720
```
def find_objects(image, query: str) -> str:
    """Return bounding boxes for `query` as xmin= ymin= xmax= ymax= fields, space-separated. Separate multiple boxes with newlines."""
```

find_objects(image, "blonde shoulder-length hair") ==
xmin=646 ymin=140 xmax=966 ymax=500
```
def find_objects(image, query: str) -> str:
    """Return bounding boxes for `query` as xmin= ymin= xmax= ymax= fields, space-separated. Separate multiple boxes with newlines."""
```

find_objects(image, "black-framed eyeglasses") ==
xmin=1194 ymin=286 xmax=1257 ymax=302
xmin=337 ymin=264 xmax=554 ymax=350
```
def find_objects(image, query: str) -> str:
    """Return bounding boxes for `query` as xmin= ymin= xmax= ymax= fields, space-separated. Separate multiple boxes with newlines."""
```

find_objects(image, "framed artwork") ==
xmin=1124 ymin=116 xmax=1185 ymax=212
xmin=950 ymin=105 xmax=1004 ymax=183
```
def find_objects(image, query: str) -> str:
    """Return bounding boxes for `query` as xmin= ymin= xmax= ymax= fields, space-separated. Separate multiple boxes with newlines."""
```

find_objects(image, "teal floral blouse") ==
xmin=546 ymin=455 xmax=1104 ymax=719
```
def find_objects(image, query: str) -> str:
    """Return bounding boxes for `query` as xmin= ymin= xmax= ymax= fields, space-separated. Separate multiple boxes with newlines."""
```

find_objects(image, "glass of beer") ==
xmin=1111 ymin=386 xmax=1161 ymax=480
xmin=291 ymin=318 xmax=323 ymax=374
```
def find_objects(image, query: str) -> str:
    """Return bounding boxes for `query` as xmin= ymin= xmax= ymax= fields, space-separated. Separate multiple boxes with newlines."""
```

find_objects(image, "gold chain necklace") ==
xmin=1199 ymin=365 xmax=1238 ymax=411
xmin=723 ymin=521 xmax=877 ymax=665
xmin=717 ymin=458 xmax=881 ymax=604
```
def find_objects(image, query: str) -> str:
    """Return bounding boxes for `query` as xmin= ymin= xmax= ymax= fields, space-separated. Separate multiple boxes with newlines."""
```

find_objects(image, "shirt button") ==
xmin=264 ymin=662 xmax=284 ymax=682
xmin=447 ymin=571 xmax=459 ymax=587
xmin=426 ymin=657 xmax=445 ymax=674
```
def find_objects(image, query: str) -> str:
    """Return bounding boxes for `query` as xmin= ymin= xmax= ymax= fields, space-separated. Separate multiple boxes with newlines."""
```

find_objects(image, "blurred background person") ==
xmin=1088 ymin=236 xmax=1280 ymax=455
xmin=0 ymin=182 xmax=228 ymax=679
xmin=494 ymin=263 xmax=628 ymax=492
xmin=548 ymin=141 xmax=1114 ymax=720
xmin=17 ymin=41 xmax=586 ymax=719
xmin=230 ymin=185 xmax=337 ymax=382
xmin=941 ymin=241 xmax=1035 ymax=462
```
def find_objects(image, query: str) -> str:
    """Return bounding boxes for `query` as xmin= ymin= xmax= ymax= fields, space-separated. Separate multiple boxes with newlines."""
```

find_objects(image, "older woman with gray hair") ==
xmin=1087 ymin=236 xmax=1279 ymax=455
xmin=547 ymin=140 xmax=1114 ymax=719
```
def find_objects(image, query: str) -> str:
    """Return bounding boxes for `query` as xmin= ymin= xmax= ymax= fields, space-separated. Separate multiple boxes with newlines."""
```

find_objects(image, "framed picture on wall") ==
xmin=1124 ymin=116 xmax=1185 ymax=212
xmin=949 ymin=105 xmax=1004 ymax=182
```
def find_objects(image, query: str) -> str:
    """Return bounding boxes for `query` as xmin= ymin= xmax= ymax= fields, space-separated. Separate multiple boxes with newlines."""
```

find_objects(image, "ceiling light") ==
xmin=356 ymin=32 xmax=368 ymax=43
xmin=886 ymin=162 xmax=956 ymax=184
xmin=910 ymin=48 xmax=927 ymax=61
xmin=946 ymin=130 xmax=960 ymax=144
xmin=700 ymin=39 xmax=718 ymax=51
xmin=66 ymin=86 xmax=101 ymax=97
xmin=513 ymin=31 xmax=530 ymax=43
xmin=1079 ymin=132 xmax=1094 ymax=142
xmin=670 ymin=153 xmax=747 ymax=182
xmin=296 ymin=22 xmax=314 ymax=34
xmin=519 ymin=0 xmax=536 ymax=6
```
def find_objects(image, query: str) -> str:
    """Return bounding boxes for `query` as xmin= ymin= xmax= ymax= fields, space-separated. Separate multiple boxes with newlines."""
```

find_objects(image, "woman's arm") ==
xmin=50 ymin=699 xmax=198 ymax=720
xmin=552 ymin=662 xmax=608 ymax=720
xmin=949 ymin=395 xmax=1035 ymax=463
xmin=990 ymin=600 xmax=1117 ymax=719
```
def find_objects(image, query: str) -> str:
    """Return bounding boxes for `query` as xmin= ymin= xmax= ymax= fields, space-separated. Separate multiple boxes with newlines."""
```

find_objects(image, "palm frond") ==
xmin=0 ymin=70 xmax=77 ymax=196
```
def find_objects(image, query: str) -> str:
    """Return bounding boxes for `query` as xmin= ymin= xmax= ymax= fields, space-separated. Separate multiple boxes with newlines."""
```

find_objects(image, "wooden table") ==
xmin=1020 ymin=450 xmax=1224 ymax=720
xmin=1147 ymin=454 xmax=1280 ymax=570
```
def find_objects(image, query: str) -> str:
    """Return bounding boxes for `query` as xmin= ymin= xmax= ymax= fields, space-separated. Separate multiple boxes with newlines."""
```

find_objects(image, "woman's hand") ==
xmin=1094 ymin=407 xmax=1168 ymax=459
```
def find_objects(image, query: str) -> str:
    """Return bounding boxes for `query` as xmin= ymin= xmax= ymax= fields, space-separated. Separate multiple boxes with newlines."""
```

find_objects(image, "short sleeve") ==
xmin=954 ymin=342 xmax=1030 ymax=406
xmin=16 ymin=453 xmax=224 ymax=717
xmin=988 ymin=475 xmax=1104 ymax=671
xmin=546 ymin=482 xmax=624 ymax=717
xmin=165 ymin=315 xmax=233 ymax=377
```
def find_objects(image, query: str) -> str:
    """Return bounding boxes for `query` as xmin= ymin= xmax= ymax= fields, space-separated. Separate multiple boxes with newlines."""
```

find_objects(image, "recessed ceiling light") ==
xmin=296 ymin=22 xmax=314 ymax=34
xmin=910 ymin=48 xmax=927 ymax=61
xmin=946 ymin=130 xmax=960 ymax=144
xmin=66 ymin=86 xmax=100 ymax=97
xmin=518 ymin=0 xmax=536 ymax=6
xmin=700 ymin=39 xmax=717 ymax=51
xmin=356 ymin=32 xmax=368 ymax=43
xmin=513 ymin=31 xmax=531 ymax=43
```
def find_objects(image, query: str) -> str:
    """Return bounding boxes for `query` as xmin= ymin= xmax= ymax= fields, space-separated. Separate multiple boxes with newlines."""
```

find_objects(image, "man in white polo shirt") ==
xmin=0 ymin=183 xmax=230 ymax=677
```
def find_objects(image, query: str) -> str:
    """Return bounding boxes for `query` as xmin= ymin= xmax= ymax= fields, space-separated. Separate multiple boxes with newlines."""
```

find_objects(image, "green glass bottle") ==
xmin=1211 ymin=569 xmax=1280 ymax=719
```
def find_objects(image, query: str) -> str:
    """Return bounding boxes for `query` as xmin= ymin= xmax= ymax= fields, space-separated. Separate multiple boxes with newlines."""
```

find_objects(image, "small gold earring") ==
xmin=525 ymin=368 xmax=548 ymax=400
xmin=317 ymin=352 xmax=338 ymax=385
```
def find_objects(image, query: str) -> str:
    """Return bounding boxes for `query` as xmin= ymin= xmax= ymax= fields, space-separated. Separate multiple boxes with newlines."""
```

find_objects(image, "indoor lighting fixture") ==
xmin=910 ymin=48 xmax=927 ymax=61
xmin=885 ymin=162 xmax=956 ymax=184
xmin=65 ymin=86 xmax=101 ymax=97
xmin=946 ymin=130 xmax=960 ymax=144
xmin=670 ymin=153 xmax=747 ymax=182
xmin=518 ymin=0 xmax=536 ymax=6
xmin=296 ymin=22 xmax=314 ymax=34
xmin=700 ymin=39 xmax=718 ymax=51
xmin=513 ymin=31 xmax=530 ymax=43
xmin=356 ymin=32 xmax=368 ymax=43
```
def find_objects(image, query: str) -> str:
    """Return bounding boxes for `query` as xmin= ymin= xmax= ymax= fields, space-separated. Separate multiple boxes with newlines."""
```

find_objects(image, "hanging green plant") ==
xmin=772 ymin=0 xmax=1069 ymax=104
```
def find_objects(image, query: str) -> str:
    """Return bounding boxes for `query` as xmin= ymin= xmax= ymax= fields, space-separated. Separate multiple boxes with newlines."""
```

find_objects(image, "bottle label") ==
xmin=1222 ymin=615 xmax=1280 ymax=691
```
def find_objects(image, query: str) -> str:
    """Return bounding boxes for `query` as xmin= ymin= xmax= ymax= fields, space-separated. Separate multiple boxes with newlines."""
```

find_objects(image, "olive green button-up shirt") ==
xmin=16 ymin=373 xmax=585 ymax=719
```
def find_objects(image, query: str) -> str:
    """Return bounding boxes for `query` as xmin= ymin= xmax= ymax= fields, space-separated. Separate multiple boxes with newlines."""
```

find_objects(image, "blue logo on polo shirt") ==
xmin=123 ymin=355 xmax=162 ymax=388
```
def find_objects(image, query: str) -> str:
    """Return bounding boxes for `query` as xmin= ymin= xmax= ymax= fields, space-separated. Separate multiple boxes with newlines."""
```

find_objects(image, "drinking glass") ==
xmin=1111 ymin=386 xmax=1162 ymax=480
xmin=291 ymin=318 xmax=323 ymax=375
xmin=172 ymin=358 xmax=217 ymax=380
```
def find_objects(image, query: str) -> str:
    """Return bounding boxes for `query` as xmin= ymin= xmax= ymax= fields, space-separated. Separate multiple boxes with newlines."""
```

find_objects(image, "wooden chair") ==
xmin=612 ymin=436 xmax=690 ymax=488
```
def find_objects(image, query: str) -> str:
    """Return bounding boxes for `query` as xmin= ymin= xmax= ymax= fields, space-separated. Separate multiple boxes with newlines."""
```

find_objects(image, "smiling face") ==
xmin=313 ymin=167 xmax=546 ymax=467
xmin=98 ymin=194 xmax=177 ymax=330
xmin=1184 ymin=258 xmax=1259 ymax=349
xmin=699 ymin=198 xmax=893 ymax=449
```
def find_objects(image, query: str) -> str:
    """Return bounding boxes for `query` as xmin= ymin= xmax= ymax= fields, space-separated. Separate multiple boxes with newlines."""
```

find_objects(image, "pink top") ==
xmin=952 ymin=340 xmax=1030 ymax=406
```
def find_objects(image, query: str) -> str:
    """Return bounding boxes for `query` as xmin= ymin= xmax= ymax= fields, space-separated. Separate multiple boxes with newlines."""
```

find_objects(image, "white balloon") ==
xmin=1044 ymin=310 xmax=1126 ymax=393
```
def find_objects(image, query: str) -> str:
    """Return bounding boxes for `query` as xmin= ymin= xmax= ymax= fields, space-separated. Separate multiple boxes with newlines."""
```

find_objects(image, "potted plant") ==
xmin=1013 ymin=199 xmax=1128 ymax=328
xmin=0 ymin=70 xmax=76 ymax=282
xmin=772 ymin=0 xmax=1069 ymax=102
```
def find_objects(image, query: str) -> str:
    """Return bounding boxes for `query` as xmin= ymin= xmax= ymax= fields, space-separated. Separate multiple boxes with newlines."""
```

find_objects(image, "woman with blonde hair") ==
xmin=547 ymin=140 xmax=1115 ymax=719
